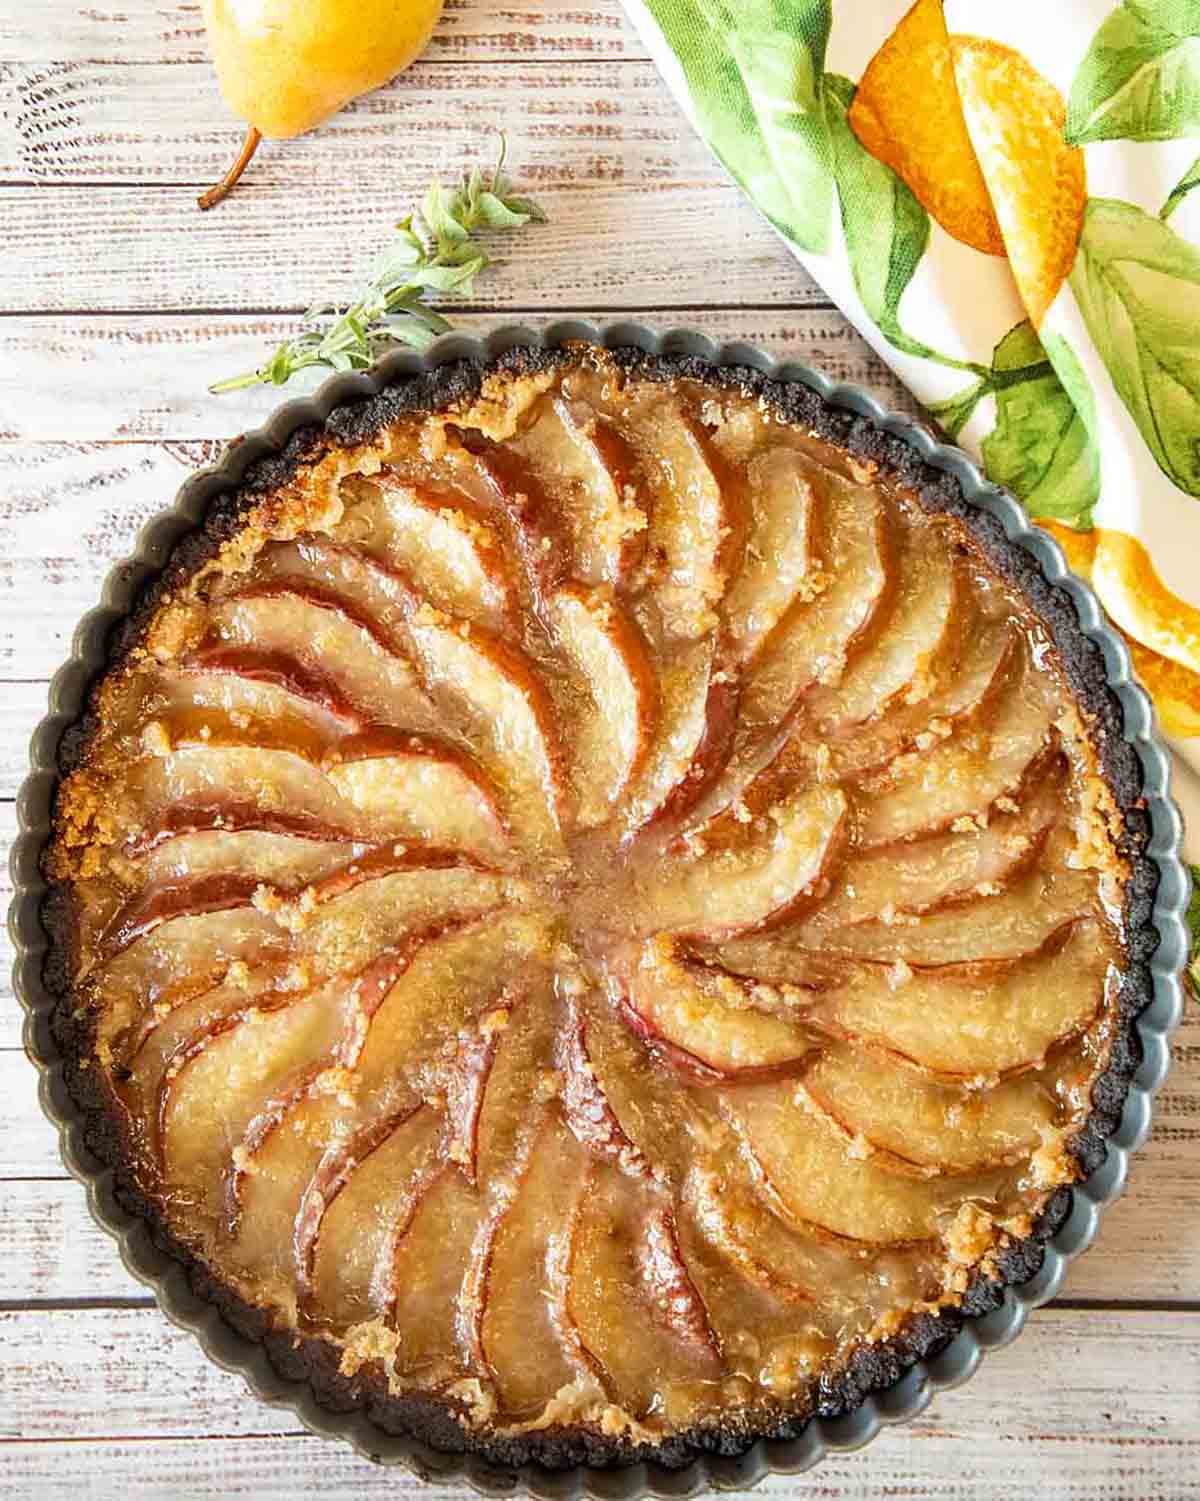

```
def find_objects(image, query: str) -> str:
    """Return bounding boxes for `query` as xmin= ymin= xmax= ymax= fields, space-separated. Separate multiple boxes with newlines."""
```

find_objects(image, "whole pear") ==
xmin=199 ymin=0 xmax=445 ymax=209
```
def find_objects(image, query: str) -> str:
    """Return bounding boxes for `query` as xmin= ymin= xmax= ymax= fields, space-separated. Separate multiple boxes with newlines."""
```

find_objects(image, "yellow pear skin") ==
xmin=199 ymin=0 xmax=445 ymax=208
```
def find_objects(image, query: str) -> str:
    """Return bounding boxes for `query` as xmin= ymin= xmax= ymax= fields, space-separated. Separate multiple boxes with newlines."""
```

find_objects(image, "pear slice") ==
xmin=808 ymin=519 xmax=956 ymax=731
xmin=546 ymin=583 xmax=660 ymax=823
xmin=389 ymin=1165 xmax=486 ymax=1380
xmin=324 ymin=728 xmax=507 ymax=856
xmin=564 ymin=1168 xmax=720 ymax=1414
xmin=475 ymin=1117 xmax=591 ymax=1415
xmin=741 ymin=474 xmax=892 ymax=731
xmin=855 ymin=650 xmax=1056 ymax=848
xmin=621 ymin=934 xmax=819 ymax=1079
xmin=723 ymin=1083 xmax=1011 ymax=1243
xmin=364 ymin=474 xmax=519 ymax=632
xmin=812 ymin=917 xmax=1113 ymax=1078
xmin=800 ymin=1042 xmax=1057 ymax=1172
xmin=305 ymin=1104 xmax=443 ymax=1324
xmin=638 ymin=784 xmax=848 ymax=938
xmin=725 ymin=447 xmax=819 ymax=666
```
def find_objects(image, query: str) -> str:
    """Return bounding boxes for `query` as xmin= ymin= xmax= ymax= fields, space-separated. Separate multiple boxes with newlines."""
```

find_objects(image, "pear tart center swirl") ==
xmin=56 ymin=361 xmax=1125 ymax=1437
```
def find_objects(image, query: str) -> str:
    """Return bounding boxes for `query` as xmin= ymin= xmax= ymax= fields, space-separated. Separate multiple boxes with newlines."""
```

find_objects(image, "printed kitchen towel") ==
xmin=622 ymin=0 xmax=1200 ymax=848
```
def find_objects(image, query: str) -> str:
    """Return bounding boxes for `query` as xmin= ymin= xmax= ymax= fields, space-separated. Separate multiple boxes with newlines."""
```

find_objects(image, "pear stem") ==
xmin=198 ymin=126 xmax=263 ymax=211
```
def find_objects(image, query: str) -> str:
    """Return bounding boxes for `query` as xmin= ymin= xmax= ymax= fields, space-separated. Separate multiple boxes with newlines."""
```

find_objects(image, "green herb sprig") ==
xmin=211 ymin=138 xmax=545 ymax=394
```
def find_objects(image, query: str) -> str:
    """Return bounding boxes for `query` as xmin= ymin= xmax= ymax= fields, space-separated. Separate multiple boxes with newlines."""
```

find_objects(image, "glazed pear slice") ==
xmin=508 ymin=396 xmax=644 ymax=588
xmin=324 ymin=729 xmax=507 ymax=856
xmin=812 ymin=918 xmax=1112 ymax=1078
xmin=475 ymin=1117 xmax=591 ymax=1415
xmin=303 ymin=1104 xmax=443 ymax=1320
xmin=621 ymin=934 xmax=819 ymax=1079
xmin=293 ymin=865 xmax=510 ymax=981
xmin=614 ymin=395 xmax=729 ymax=640
xmin=157 ymin=979 xmax=349 ymax=1197
xmin=800 ymin=1043 xmax=1057 ymax=1172
xmin=147 ymin=670 xmax=337 ymax=765
xmin=472 ymin=978 xmax=559 ymax=1192
xmin=350 ymin=911 xmax=546 ymax=1100
xmin=729 ymin=854 xmax=1100 ymax=969
xmin=181 ymin=644 xmax=366 ymax=728
xmin=205 ymin=586 xmax=437 ymax=733
xmin=740 ymin=474 xmax=891 ymax=731
xmin=724 ymin=447 xmax=819 ymax=666
xmin=638 ymin=784 xmax=848 ymax=938
xmin=360 ymin=473 xmax=519 ymax=631
xmin=228 ymin=1084 xmax=345 ymax=1288
xmin=827 ymin=618 xmax=1014 ymax=779
xmin=723 ymin=1083 xmax=1010 ymax=1243
xmin=405 ymin=609 xmax=565 ymax=847
xmin=807 ymin=520 xmax=956 ymax=731
xmin=809 ymin=754 xmax=1067 ymax=928
xmin=621 ymin=637 xmax=714 ymax=832
xmin=855 ymin=652 xmax=1057 ymax=848
xmin=685 ymin=1153 xmax=835 ymax=1303
xmin=564 ymin=1169 xmax=720 ymax=1414
xmin=388 ymin=1166 xmax=486 ymax=1380
xmin=546 ymin=584 xmax=660 ymax=824
xmin=559 ymin=1000 xmax=655 ymax=1177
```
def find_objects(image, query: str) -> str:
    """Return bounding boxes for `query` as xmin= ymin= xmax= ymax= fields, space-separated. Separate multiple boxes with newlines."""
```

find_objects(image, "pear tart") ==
xmin=45 ymin=344 xmax=1148 ymax=1470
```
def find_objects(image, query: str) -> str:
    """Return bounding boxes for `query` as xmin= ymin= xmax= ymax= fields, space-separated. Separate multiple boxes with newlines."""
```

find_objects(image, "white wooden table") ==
xmin=0 ymin=4 xmax=1196 ymax=1495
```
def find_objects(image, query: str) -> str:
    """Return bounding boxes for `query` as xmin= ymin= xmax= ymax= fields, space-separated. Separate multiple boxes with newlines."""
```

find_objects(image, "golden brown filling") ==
xmin=50 ymin=354 xmax=1127 ymax=1442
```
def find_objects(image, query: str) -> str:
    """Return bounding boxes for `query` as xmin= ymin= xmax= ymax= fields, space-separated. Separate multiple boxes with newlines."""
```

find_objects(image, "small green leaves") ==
xmin=981 ymin=321 xmax=1100 ymax=529
xmin=642 ymin=0 xmax=834 ymax=253
xmin=1070 ymin=196 xmax=1200 ymax=496
xmin=211 ymin=137 xmax=545 ymax=394
xmin=824 ymin=74 xmax=929 ymax=343
xmin=1162 ymin=152 xmax=1200 ymax=217
xmin=1066 ymin=0 xmax=1200 ymax=145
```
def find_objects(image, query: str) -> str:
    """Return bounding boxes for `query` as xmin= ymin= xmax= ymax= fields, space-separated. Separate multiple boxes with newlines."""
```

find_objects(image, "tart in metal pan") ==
xmin=12 ymin=322 xmax=1190 ymax=1494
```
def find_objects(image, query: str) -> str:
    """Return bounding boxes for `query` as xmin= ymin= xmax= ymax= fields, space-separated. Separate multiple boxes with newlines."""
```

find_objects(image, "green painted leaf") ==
xmin=1066 ymin=0 xmax=1200 ymax=145
xmin=1187 ymin=864 xmax=1200 ymax=999
xmin=981 ymin=321 xmax=1100 ymax=529
xmin=823 ymin=74 xmax=929 ymax=337
xmin=641 ymin=0 xmax=833 ymax=252
xmin=1162 ymin=152 xmax=1200 ymax=215
xmin=1070 ymin=196 xmax=1200 ymax=496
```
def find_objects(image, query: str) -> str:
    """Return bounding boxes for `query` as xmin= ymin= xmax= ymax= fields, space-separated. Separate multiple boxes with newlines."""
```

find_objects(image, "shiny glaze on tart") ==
xmin=47 ymin=346 xmax=1136 ymax=1461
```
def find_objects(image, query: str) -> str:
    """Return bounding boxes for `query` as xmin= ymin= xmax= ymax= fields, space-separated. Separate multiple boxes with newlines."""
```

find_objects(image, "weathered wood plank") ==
xmin=0 ymin=1306 xmax=1196 ymax=1463
xmin=0 ymin=1182 xmax=148 ymax=1301
xmin=0 ymin=61 xmax=701 ymax=188
xmin=1 ymin=1033 xmax=1196 ymax=1300
xmin=0 ymin=1427 xmax=1197 ymax=1501
xmin=0 ymin=0 xmax=643 ymax=64
xmin=0 ymin=179 xmax=810 ymax=315
xmin=0 ymin=308 xmax=888 ymax=443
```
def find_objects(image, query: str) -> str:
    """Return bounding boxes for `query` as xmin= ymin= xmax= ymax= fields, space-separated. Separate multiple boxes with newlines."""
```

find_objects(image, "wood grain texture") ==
xmin=0 ymin=1429 xmax=1196 ymax=1501
xmin=0 ymin=61 xmax=679 ymax=186
xmin=0 ymin=1307 xmax=1196 ymax=1476
xmin=0 ymin=0 xmax=644 ymax=64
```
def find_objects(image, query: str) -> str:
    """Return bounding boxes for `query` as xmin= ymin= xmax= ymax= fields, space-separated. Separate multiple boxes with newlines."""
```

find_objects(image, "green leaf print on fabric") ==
xmin=1162 ymin=152 xmax=1200 ymax=216
xmin=1066 ymin=0 xmax=1200 ymax=145
xmin=642 ymin=0 xmax=834 ymax=252
xmin=982 ymin=321 xmax=1100 ymax=529
xmin=1070 ymin=196 xmax=1200 ymax=496
xmin=824 ymin=74 xmax=929 ymax=341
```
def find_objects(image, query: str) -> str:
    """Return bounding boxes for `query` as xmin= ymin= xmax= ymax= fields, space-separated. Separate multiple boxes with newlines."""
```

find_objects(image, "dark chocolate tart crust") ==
xmin=18 ymin=324 xmax=1190 ymax=1494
